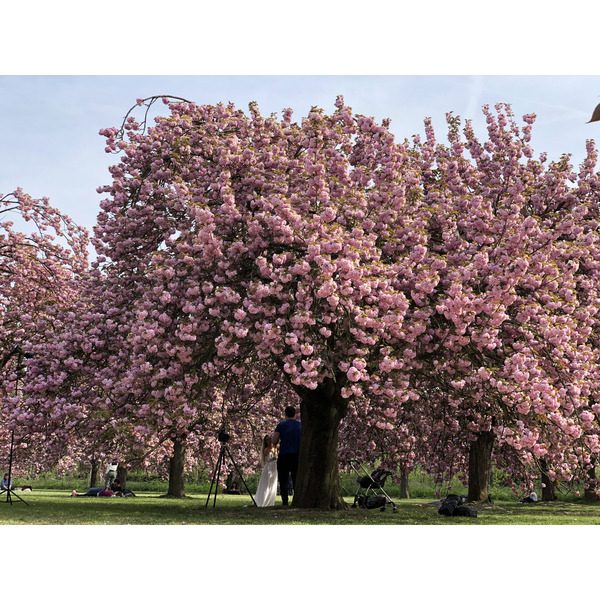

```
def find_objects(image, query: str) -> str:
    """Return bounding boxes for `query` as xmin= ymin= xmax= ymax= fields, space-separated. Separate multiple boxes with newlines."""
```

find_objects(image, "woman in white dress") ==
xmin=255 ymin=434 xmax=278 ymax=507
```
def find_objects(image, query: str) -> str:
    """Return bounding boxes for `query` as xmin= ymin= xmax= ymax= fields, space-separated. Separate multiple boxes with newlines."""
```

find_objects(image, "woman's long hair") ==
xmin=260 ymin=435 xmax=276 ymax=467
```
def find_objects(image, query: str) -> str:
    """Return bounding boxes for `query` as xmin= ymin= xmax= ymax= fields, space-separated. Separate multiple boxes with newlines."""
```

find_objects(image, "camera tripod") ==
xmin=205 ymin=441 xmax=256 ymax=507
xmin=0 ymin=430 xmax=29 ymax=506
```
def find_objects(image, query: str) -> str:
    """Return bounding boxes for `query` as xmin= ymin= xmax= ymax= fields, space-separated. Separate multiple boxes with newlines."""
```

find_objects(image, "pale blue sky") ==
xmin=2 ymin=75 xmax=600 ymax=234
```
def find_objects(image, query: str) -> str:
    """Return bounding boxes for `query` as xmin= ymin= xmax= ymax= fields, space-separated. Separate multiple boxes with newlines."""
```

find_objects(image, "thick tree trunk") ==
xmin=467 ymin=430 xmax=494 ymax=503
xmin=539 ymin=458 xmax=557 ymax=501
xmin=89 ymin=458 xmax=99 ymax=488
xmin=116 ymin=464 xmax=128 ymax=488
xmin=167 ymin=437 xmax=186 ymax=498
xmin=293 ymin=378 xmax=349 ymax=509
xmin=399 ymin=470 xmax=410 ymax=500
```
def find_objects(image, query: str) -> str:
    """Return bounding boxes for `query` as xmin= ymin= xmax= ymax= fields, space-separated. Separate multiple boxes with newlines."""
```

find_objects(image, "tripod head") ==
xmin=217 ymin=430 xmax=231 ymax=444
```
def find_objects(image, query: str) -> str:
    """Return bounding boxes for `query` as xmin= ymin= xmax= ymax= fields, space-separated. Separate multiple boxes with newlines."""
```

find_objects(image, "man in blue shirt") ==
xmin=272 ymin=406 xmax=301 ymax=506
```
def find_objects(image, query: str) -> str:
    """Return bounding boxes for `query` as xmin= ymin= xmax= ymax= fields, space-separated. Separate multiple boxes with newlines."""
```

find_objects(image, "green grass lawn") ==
xmin=2 ymin=489 xmax=600 ymax=524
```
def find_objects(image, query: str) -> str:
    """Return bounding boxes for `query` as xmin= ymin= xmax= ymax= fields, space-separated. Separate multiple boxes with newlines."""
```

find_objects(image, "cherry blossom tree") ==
xmin=0 ymin=188 xmax=89 ymax=475
xmin=20 ymin=96 xmax=429 ymax=508
xmin=339 ymin=105 xmax=600 ymax=502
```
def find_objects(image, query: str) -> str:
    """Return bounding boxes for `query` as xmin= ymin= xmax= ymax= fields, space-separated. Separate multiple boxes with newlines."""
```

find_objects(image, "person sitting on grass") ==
xmin=520 ymin=492 xmax=538 ymax=503
xmin=110 ymin=479 xmax=123 ymax=495
xmin=1 ymin=473 xmax=12 ymax=491
xmin=111 ymin=479 xmax=136 ymax=497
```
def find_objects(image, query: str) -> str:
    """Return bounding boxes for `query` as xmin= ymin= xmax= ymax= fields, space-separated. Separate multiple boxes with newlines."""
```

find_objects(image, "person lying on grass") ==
xmin=71 ymin=482 xmax=135 ymax=497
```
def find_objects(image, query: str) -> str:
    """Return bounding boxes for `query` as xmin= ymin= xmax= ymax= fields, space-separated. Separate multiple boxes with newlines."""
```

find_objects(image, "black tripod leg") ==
xmin=5 ymin=490 xmax=28 ymax=506
xmin=212 ymin=447 xmax=226 ymax=508
xmin=205 ymin=448 xmax=221 ymax=507
xmin=225 ymin=446 xmax=256 ymax=506
xmin=205 ymin=447 xmax=224 ymax=508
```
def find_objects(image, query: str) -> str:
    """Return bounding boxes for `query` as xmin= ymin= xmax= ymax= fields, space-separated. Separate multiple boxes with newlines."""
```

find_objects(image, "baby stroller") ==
xmin=349 ymin=459 xmax=397 ymax=512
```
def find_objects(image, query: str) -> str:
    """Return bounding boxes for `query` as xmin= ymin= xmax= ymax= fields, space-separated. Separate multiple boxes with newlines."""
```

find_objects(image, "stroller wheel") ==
xmin=380 ymin=507 xmax=386 ymax=512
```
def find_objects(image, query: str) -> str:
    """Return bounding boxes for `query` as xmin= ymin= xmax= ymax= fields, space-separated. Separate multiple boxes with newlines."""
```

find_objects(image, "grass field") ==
xmin=2 ymin=488 xmax=600 ymax=524
xmin=3 ymin=488 xmax=597 ymax=599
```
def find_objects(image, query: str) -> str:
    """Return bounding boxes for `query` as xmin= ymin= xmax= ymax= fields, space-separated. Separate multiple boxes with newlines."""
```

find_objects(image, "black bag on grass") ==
xmin=438 ymin=494 xmax=477 ymax=518
xmin=358 ymin=495 xmax=387 ymax=509
xmin=453 ymin=504 xmax=477 ymax=518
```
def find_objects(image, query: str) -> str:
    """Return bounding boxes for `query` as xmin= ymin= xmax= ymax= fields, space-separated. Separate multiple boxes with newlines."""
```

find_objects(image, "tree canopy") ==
xmin=7 ymin=96 xmax=600 ymax=505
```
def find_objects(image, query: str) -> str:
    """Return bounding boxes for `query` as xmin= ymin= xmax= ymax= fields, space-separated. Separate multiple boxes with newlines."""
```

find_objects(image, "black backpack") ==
xmin=438 ymin=494 xmax=477 ymax=518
